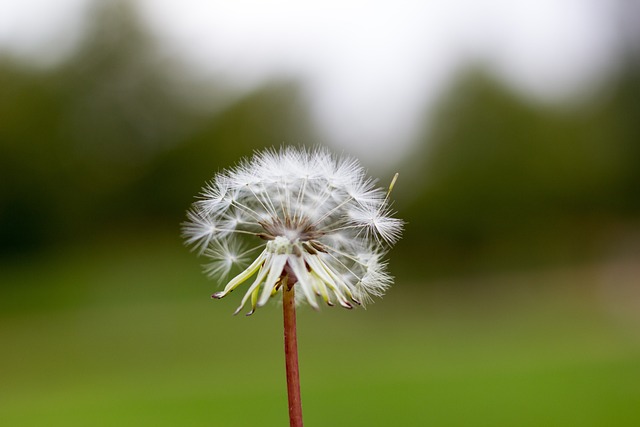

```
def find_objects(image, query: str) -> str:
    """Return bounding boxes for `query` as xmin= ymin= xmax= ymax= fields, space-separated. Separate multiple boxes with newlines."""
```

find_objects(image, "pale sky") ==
xmin=0 ymin=0 xmax=621 ymax=166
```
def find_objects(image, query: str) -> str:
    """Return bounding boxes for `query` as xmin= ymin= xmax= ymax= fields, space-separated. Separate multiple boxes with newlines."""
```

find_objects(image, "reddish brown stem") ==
xmin=283 ymin=285 xmax=304 ymax=427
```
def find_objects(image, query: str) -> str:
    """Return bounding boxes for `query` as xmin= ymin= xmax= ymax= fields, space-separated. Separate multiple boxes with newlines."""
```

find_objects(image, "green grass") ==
xmin=1 ymin=234 xmax=639 ymax=426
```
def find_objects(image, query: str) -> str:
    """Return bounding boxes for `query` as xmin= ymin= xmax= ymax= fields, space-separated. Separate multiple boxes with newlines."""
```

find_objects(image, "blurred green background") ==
xmin=1 ymin=2 xmax=639 ymax=426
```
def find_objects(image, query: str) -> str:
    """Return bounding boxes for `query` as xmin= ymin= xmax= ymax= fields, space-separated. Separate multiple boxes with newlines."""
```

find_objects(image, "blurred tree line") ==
xmin=0 ymin=3 xmax=318 ymax=255
xmin=400 ymin=5 xmax=640 ymax=277
xmin=1 ymin=2 xmax=638 ymax=279
xmin=399 ymin=64 xmax=640 ymax=277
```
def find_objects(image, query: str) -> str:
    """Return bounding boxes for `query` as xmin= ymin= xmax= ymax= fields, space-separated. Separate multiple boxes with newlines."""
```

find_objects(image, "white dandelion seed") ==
xmin=182 ymin=146 xmax=403 ymax=315
xmin=203 ymin=240 xmax=252 ymax=281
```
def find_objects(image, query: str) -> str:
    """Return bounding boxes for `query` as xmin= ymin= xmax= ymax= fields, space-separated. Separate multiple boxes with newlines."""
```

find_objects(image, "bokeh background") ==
xmin=1 ymin=1 xmax=639 ymax=426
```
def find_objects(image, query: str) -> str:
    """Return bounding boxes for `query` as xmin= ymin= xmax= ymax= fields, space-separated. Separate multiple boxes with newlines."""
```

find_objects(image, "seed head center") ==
xmin=267 ymin=236 xmax=294 ymax=254
xmin=260 ymin=217 xmax=321 ymax=243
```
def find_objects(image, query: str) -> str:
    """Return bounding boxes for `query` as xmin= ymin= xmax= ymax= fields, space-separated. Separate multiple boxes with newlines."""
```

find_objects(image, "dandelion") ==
xmin=182 ymin=146 xmax=402 ymax=426
xmin=184 ymin=147 xmax=402 ymax=314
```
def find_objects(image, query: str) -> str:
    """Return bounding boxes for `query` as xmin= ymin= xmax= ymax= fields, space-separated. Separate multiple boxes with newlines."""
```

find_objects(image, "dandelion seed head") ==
xmin=183 ymin=146 xmax=403 ymax=314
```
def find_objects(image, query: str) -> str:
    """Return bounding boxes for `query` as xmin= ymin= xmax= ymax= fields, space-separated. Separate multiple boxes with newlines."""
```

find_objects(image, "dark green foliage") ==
xmin=0 ymin=3 xmax=317 ymax=254
xmin=400 ymin=68 xmax=640 ymax=277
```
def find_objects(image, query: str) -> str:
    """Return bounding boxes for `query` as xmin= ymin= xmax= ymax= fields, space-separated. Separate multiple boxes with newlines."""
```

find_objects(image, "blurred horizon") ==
xmin=1 ymin=0 xmax=639 ymax=272
xmin=0 ymin=0 xmax=633 ymax=164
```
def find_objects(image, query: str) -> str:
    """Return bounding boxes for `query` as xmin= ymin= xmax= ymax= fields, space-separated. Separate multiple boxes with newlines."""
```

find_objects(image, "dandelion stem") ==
xmin=283 ymin=284 xmax=304 ymax=427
